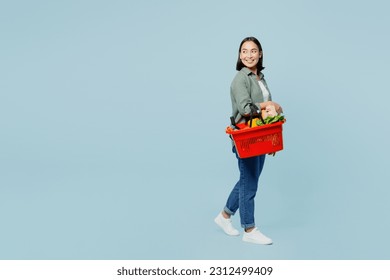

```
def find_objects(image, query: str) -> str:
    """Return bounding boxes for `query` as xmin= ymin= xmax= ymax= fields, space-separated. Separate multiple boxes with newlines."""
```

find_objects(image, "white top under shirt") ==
xmin=258 ymin=80 xmax=270 ymax=101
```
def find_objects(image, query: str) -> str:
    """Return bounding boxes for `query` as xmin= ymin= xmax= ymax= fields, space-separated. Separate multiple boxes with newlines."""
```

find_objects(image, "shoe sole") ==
xmin=242 ymin=237 xmax=273 ymax=245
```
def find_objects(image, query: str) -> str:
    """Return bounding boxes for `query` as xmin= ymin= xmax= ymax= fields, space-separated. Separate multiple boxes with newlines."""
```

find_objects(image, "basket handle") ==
xmin=230 ymin=116 xmax=240 ymax=130
xmin=249 ymin=103 xmax=265 ymax=127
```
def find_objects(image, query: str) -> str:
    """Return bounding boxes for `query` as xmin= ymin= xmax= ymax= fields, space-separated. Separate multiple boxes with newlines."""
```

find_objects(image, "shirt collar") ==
xmin=240 ymin=67 xmax=264 ymax=79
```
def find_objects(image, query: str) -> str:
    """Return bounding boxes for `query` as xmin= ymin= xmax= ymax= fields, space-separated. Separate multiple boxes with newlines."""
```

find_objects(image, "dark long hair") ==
xmin=236 ymin=36 xmax=264 ymax=74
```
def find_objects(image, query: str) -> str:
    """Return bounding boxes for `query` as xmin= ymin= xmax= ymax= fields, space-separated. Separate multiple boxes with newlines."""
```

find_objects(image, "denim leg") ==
xmin=224 ymin=181 xmax=240 ymax=215
xmin=225 ymin=146 xmax=265 ymax=229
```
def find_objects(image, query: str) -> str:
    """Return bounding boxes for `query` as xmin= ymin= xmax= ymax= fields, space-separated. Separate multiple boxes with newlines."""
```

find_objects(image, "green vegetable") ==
xmin=256 ymin=115 xmax=285 ymax=126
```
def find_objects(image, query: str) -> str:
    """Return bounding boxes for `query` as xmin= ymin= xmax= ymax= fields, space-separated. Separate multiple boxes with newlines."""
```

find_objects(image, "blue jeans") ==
xmin=224 ymin=146 xmax=266 ymax=229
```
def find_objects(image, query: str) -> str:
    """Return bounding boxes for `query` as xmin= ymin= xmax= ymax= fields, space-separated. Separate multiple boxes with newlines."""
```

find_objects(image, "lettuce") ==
xmin=256 ymin=115 xmax=285 ymax=126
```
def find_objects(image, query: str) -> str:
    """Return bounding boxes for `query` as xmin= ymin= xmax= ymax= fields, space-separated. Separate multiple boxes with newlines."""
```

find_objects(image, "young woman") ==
xmin=214 ymin=37 xmax=282 ymax=245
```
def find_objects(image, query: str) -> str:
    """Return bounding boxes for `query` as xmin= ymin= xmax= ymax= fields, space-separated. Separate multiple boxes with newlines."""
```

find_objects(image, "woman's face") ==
xmin=239 ymin=41 xmax=262 ymax=72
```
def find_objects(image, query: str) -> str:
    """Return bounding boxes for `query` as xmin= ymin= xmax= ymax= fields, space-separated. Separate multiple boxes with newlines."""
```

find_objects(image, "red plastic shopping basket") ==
xmin=226 ymin=120 xmax=285 ymax=158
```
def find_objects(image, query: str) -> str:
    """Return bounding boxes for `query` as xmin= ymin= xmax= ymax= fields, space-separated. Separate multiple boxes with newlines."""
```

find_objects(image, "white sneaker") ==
xmin=214 ymin=212 xmax=240 ymax=236
xmin=242 ymin=227 xmax=272 ymax=245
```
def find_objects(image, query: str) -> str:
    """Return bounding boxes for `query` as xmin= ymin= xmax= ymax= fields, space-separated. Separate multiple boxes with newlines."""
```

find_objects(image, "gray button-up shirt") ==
xmin=230 ymin=67 xmax=272 ymax=124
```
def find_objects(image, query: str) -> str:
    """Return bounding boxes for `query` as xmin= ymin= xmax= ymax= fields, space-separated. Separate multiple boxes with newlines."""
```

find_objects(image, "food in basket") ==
xmin=247 ymin=105 xmax=285 ymax=127
xmin=262 ymin=105 xmax=278 ymax=119
xmin=248 ymin=118 xmax=261 ymax=128
xmin=256 ymin=115 xmax=285 ymax=126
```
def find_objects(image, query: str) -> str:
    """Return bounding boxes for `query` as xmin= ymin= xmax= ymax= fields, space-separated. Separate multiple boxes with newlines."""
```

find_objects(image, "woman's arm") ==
xmin=230 ymin=73 xmax=254 ymax=117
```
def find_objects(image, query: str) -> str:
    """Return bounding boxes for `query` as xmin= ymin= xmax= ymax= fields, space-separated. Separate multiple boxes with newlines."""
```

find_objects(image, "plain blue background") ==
xmin=1 ymin=0 xmax=389 ymax=259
